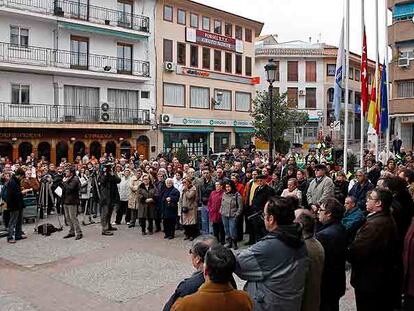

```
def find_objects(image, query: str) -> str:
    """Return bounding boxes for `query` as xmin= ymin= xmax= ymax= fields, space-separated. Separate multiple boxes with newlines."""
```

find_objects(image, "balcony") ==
xmin=0 ymin=42 xmax=150 ymax=78
xmin=389 ymin=60 xmax=414 ymax=82
xmin=390 ymin=98 xmax=414 ymax=114
xmin=388 ymin=20 xmax=414 ymax=45
xmin=0 ymin=102 xmax=151 ymax=126
xmin=0 ymin=0 xmax=150 ymax=33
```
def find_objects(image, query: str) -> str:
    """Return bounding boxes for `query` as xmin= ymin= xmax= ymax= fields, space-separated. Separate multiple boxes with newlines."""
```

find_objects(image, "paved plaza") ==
xmin=0 ymin=218 xmax=356 ymax=311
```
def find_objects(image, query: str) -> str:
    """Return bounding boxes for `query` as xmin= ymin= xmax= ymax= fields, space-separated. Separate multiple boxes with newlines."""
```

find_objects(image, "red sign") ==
xmin=251 ymin=77 xmax=261 ymax=85
xmin=186 ymin=28 xmax=242 ymax=53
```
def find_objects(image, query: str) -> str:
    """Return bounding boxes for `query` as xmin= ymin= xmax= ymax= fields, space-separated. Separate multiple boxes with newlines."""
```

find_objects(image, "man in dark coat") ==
xmin=403 ymin=216 xmax=414 ymax=311
xmin=348 ymin=169 xmax=374 ymax=211
xmin=199 ymin=168 xmax=215 ymax=235
xmin=6 ymin=168 xmax=26 ymax=243
xmin=316 ymin=198 xmax=347 ymax=311
xmin=348 ymin=188 xmax=398 ymax=311
xmin=162 ymin=179 xmax=180 ymax=239
xmin=62 ymin=166 xmax=82 ymax=240
xmin=98 ymin=163 xmax=121 ymax=236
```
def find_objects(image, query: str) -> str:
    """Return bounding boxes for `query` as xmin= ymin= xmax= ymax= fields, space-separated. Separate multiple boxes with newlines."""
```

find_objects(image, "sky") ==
xmin=195 ymin=0 xmax=391 ymax=61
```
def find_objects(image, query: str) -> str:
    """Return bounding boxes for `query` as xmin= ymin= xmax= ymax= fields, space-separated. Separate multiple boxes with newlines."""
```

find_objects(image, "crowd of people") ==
xmin=1 ymin=143 xmax=414 ymax=311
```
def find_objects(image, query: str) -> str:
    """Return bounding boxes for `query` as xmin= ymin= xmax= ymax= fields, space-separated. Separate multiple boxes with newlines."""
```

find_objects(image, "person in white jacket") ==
xmin=115 ymin=168 xmax=132 ymax=225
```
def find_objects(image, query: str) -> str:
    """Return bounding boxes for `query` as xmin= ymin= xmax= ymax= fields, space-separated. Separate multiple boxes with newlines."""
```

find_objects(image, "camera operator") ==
xmin=98 ymin=163 xmax=121 ymax=236
xmin=62 ymin=166 xmax=82 ymax=240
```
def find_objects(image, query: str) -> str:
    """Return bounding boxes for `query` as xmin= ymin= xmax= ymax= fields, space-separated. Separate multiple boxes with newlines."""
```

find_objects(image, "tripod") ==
xmin=35 ymin=179 xmax=62 ymax=232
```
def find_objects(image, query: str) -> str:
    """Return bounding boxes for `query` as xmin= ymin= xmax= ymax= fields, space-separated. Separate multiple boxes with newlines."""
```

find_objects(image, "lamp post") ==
xmin=264 ymin=58 xmax=277 ymax=165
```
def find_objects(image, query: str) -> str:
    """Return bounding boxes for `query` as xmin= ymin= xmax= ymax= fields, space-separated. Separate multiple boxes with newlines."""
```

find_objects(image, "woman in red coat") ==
xmin=207 ymin=181 xmax=225 ymax=244
xmin=404 ymin=216 xmax=414 ymax=311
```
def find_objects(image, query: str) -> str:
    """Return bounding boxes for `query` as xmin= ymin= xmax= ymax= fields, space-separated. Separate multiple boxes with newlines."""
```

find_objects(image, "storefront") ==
xmin=162 ymin=128 xmax=212 ymax=155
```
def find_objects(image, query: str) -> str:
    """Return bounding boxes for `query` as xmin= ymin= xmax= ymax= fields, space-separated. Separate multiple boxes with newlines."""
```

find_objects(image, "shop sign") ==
xmin=177 ymin=117 xmax=252 ymax=127
xmin=186 ymin=28 xmax=243 ymax=53
xmin=401 ymin=116 xmax=414 ymax=123
xmin=0 ymin=132 xmax=42 ymax=138
xmin=177 ymin=66 xmax=255 ymax=85
xmin=84 ymin=133 xmax=114 ymax=139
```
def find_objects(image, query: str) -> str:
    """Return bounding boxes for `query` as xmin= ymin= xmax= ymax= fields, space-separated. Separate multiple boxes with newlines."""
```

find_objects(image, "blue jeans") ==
xmin=222 ymin=216 xmax=237 ymax=239
xmin=8 ymin=210 xmax=23 ymax=240
xmin=201 ymin=204 xmax=209 ymax=235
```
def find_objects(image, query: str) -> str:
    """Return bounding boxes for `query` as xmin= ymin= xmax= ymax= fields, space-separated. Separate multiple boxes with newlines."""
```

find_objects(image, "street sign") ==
xmin=330 ymin=121 xmax=341 ymax=132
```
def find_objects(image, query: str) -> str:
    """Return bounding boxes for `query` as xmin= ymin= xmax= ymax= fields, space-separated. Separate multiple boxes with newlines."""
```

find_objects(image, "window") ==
xmin=235 ymin=26 xmax=243 ymax=40
xmin=190 ymin=86 xmax=209 ymax=109
xmin=117 ymin=1 xmax=133 ymax=28
xmin=273 ymin=60 xmax=280 ymax=81
xmin=141 ymin=91 xmax=150 ymax=99
xmin=163 ymin=5 xmax=173 ymax=22
xmin=368 ymin=73 xmax=372 ymax=85
xmin=355 ymin=69 xmax=361 ymax=82
xmin=117 ymin=43 xmax=132 ymax=73
xmin=305 ymin=88 xmax=317 ymax=109
xmin=190 ymin=13 xmax=198 ymax=28
xmin=306 ymin=61 xmax=317 ymax=82
xmin=164 ymin=83 xmax=185 ymax=107
xmin=108 ymin=89 xmax=138 ymax=110
xmin=190 ymin=45 xmax=198 ymax=67
xmin=287 ymin=87 xmax=298 ymax=108
xmin=397 ymin=81 xmax=414 ymax=98
xmin=11 ymin=84 xmax=30 ymax=104
xmin=202 ymin=16 xmax=210 ymax=31
xmin=177 ymin=42 xmax=186 ymax=65
xmin=214 ymin=50 xmax=221 ymax=71
xmin=245 ymin=56 xmax=252 ymax=76
xmin=215 ymin=89 xmax=231 ymax=110
xmin=214 ymin=20 xmax=222 ymax=34
xmin=235 ymin=54 xmax=242 ymax=74
xmin=287 ymin=61 xmax=298 ymax=81
xmin=64 ymin=86 xmax=99 ymax=116
xmin=10 ymin=26 xmax=29 ymax=47
xmin=70 ymin=36 xmax=88 ymax=68
xmin=177 ymin=9 xmax=186 ymax=25
xmin=225 ymin=22 xmax=232 ymax=37
xmin=327 ymin=64 xmax=336 ymax=76
xmin=304 ymin=125 xmax=318 ymax=139
xmin=235 ymin=92 xmax=251 ymax=111
xmin=225 ymin=52 xmax=232 ymax=73
xmin=163 ymin=39 xmax=173 ymax=62
xmin=349 ymin=67 xmax=354 ymax=80
xmin=202 ymin=48 xmax=210 ymax=69
xmin=245 ymin=28 xmax=252 ymax=42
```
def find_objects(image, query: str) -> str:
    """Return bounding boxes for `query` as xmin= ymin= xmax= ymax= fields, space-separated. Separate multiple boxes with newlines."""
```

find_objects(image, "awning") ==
xmin=58 ymin=22 xmax=148 ymax=41
xmin=161 ymin=127 xmax=214 ymax=133
xmin=234 ymin=127 xmax=255 ymax=133
xmin=393 ymin=3 xmax=414 ymax=20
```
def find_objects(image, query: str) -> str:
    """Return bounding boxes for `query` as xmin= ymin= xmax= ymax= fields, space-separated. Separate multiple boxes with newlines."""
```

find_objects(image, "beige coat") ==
xmin=128 ymin=175 xmax=141 ymax=210
xmin=180 ymin=185 xmax=198 ymax=225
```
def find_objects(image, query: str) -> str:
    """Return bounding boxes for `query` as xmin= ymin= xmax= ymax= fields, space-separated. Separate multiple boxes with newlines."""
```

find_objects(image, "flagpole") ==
xmin=374 ymin=0 xmax=379 ymax=160
xmin=360 ymin=0 xmax=365 ymax=167
xmin=385 ymin=0 xmax=390 ymax=158
xmin=344 ymin=0 xmax=350 ymax=173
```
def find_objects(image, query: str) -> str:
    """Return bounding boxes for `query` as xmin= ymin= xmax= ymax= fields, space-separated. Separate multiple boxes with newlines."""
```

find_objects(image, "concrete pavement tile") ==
xmin=0 ymin=290 xmax=38 ymax=311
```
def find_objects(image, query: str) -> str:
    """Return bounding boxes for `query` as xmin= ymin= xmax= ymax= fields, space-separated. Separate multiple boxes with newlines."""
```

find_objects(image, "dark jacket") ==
xmin=161 ymin=186 xmax=180 ymax=219
xmin=251 ymin=185 xmax=275 ymax=213
xmin=137 ymin=183 xmax=156 ymax=219
xmin=342 ymin=207 xmax=366 ymax=245
xmin=403 ymin=217 xmax=414 ymax=297
xmin=348 ymin=181 xmax=374 ymax=211
xmin=348 ymin=211 xmax=398 ymax=293
xmin=199 ymin=177 xmax=215 ymax=206
xmin=98 ymin=172 xmax=121 ymax=206
xmin=334 ymin=180 xmax=349 ymax=204
xmin=154 ymin=179 xmax=166 ymax=212
xmin=367 ymin=167 xmax=380 ymax=185
xmin=62 ymin=175 xmax=81 ymax=205
xmin=316 ymin=221 xmax=347 ymax=300
xmin=6 ymin=175 xmax=24 ymax=211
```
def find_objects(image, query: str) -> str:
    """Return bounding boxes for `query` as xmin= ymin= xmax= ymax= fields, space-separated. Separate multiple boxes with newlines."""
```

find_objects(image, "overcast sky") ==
xmin=195 ymin=0 xmax=390 ymax=60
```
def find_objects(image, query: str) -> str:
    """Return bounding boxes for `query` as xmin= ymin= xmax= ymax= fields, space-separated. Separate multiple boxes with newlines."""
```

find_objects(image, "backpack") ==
xmin=35 ymin=223 xmax=62 ymax=236
xmin=1 ymin=182 xmax=8 ymax=202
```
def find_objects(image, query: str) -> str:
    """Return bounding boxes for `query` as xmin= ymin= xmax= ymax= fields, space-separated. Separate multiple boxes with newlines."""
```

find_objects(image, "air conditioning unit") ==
xmin=299 ymin=89 xmax=306 ymax=96
xmin=100 ymin=102 xmax=110 ymax=122
xmin=164 ymin=62 xmax=175 ymax=72
xmin=398 ymin=57 xmax=410 ymax=68
xmin=160 ymin=113 xmax=173 ymax=124
xmin=64 ymin=115 xmax=75 ymax=122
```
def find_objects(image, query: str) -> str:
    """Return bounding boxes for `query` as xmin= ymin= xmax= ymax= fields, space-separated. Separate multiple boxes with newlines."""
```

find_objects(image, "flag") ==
xmin=380 ymin=63 xmax=388 ymax=133
xmin=361 ymin=29 xmax=369 ymax=114
xmin=367 ymin=67 xmax=379 ymax=133
xmin=333 ymin=21 xmax=344 ymax=121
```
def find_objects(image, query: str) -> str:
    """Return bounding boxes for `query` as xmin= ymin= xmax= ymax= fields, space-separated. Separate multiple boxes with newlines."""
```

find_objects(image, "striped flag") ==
xmin=333 ymin=21 xmax=344 ymax=121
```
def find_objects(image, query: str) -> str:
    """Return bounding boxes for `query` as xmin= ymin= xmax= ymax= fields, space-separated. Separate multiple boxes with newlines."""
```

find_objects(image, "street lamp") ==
xmin=264 ymin=58 xmax=277 ymax=164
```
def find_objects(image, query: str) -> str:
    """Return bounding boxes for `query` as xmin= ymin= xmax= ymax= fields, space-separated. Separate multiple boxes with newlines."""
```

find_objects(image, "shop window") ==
xmin=214 ymin=50 xmax=221 ymax=71
xmin=202 ymin=47 xmax=210 ymax=69
xmin=163 ymin=5 xmax=173 ymax=22
xmin=0 ymin=142 xmax=13 ymax=160
xmin=177 ymin=42 xmax=186 ymax=65
xmin=18 ymin=142 xmax=32 ymax=161
xmin=37 ymin=142 xmax=51 ymax=162
xmin=235 ymin=92 xmax=251 ymax=111
xmin=327 ymin=64 xmax=336 ymax=76
xmin=306 ymin=61 xmax=317 ymax=82
xmin=304 ymin=125 xmax=318 ymax=139
xmin=202 ymin=16 xmax=210 ymax=31
xmin=190 ymin=45 xmax=198 ymax=67
xmin=225 ymin=52 xmax=232 ymax=73
xmin=214 ymin=19 xmax=221 ymax=34
xmin=56 ymin=141 xmax=69 ymax=164
xmin=74 ymin=141 xmax=86 ymax=158
xmin=225 ymin=22 xmax=232 ymax=37
xmin=245 ymin=56 xmax=252 ymax=76
xmin=11 ymin=84 xmax=30 ymax=104
xmin=163 ymin=132 xmax=207 ymax=156
xmin=89 ymin=141 xmax=101 ymax=159
xmin=190 ymin=13 xmax=198 ymax=28
xmin=120 ymin=141 xmax=131 ymax=159
xmin=287 ymin=61 xmax=298 ymax=82
xmin=190 ymin=86 xmax=209 ymax=109
xmin=214 ymin=89 xmax=231 ymax=110
xmin=163 ymin=39 xmax=173 ymax=62
xmin=10 ymin=26 xmax=29 ymax=47
xmin=287 ymin=87 xmax=298 ymax=108
xmin=235 ymin=26 xmax=243 ymax=40
xmin=177 ymin=9 xmax=186 ymax=25
xmin=305 ymin=88 xmax=317 ymax=109
xmin=235 ymin=54 xmax=242 ymax=74
xmin=214 ymin=132 xmax=230 ymax=153
xmin=245 ymin=28 xmax=252 ymax=42
xmin=105 ymin=141 xmax=116 ymax=157
xmin=164 ymin=83 xmax=185 ymax=107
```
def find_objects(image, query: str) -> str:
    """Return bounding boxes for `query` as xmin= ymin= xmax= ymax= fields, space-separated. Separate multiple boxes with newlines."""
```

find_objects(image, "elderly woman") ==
xmin=162 ymin=178 xmax=180 ymax=239
xmin=128 ymin=170 xmax=142 ymax=228
xmin=281 ymin=178 xmax=302 ymax=203
xmin=180 ymin=177 xmax=199 ymax=241
xmin=137 ymin=174 xmax=156 ymax=235
xmin=208 ymin=181 xmax=225 ymax=244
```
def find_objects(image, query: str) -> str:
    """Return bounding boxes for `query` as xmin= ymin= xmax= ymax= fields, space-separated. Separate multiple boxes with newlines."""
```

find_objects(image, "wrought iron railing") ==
xmin=0 ymin=0 xmax=150 ymax=33
xmin=0 ymin=42 xmax=150 ymax=77
xmin=0 ymin=102 xmax=151 ymax=125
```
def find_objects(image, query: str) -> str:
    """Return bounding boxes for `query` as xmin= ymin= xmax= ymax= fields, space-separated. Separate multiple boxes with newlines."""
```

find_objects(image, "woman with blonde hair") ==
xmin=180 ymin=177 xmax=198 ymax=241
xmin=128 ymin=169 xmax=142 ymax=228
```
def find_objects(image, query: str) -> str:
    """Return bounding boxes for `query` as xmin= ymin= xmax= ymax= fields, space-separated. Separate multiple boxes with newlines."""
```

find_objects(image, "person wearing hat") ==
xmin=62 ymin=166 xmax=82 ymax=240
xmin=306 ymin=164 xmax=334 ymax=207
xmin=6 ymin=168 xmax=26 ymax=243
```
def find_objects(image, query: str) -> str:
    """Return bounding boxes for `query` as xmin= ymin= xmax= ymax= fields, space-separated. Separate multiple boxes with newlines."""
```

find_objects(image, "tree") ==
xmin=176 ymin=145 xmax=189 ymax=164
xmin=251 ymin=90 xmax=308 ymax=153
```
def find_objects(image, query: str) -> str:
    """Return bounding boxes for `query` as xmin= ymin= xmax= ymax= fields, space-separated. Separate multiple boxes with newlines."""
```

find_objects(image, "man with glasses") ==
xmin=348 ymin=169 xmax=374 ymax=212
xmin=348 ymin=188 xmax=398 ymax=311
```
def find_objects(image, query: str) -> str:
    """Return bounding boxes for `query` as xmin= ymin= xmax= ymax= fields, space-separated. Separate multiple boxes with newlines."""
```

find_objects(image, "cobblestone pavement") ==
xmin=0 ymin=217 xmax=356 ymax=311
